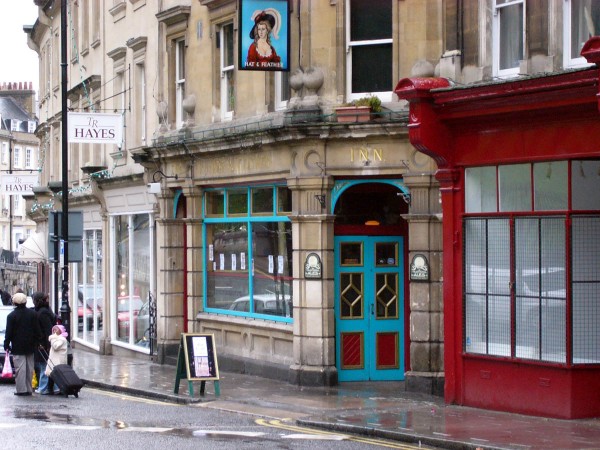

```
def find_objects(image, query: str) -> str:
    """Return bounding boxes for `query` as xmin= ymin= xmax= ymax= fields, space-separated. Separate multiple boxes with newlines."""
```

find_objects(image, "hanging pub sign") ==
xmin=67 ymin=112 xmax=123 ymax=145
xmin=239 ymin=0 xmax=290 ymax=71
xmin=0 ymin=174 xmax=38 ymax=195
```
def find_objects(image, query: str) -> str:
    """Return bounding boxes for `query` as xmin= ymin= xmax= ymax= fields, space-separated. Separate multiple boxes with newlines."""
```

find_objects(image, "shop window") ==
xmin=227 ymin=189 xmax=248 ymax=215
xmin=74 ymin=230 xmax=103 ymax=348
xmin=564 ymin=0 xmax=600 ymax=68
xmin=206 ymin=190 xmax=225 ymax=216
xmin=277 ymin=187 xmax=292 ymax=214
xmin=493 ymin=0 xmax=525 ymax=78
xmin=345 ymin=0 xmax=393 ymax=102
xmin=572 ymin=160 xmax=600 ymax=210
xmin=252 ymin=187 xmax=273 ymax=214
xmin=112 ymin=213 xmax=154 ymax=349
xmin=572 ymin=216 xmax=600 ymax=363
xmin=204 ymin=185 xmax=292 ymax=321
xmin=465 ymin=167 xmax=497 ymax=213
xmin=533 ymin=162 xmax=568 ymax=211
xmin=499 ymin=163 xmax=531 ymax=212
xmin=464 ymin=160 xmax=600 ymax=365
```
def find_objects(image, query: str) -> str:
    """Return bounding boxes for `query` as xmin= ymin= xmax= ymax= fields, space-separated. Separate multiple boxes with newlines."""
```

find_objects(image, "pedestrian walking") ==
xmin=33 ymin=292 xmax=57 ymax=395
xmin=0 ymin=288 xmax=11 ymax=305
xmin=3 ymin=292 xmax=43 ymax=396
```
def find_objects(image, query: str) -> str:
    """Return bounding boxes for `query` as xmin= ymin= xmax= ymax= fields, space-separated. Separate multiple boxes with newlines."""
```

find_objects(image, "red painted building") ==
xmin=395 ymin=37 xmax=600 ymax=419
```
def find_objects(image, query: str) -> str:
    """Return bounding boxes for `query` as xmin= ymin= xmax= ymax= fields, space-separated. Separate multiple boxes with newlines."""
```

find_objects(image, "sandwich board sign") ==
xmin=174 ymin=333 xmax=220 ymax=397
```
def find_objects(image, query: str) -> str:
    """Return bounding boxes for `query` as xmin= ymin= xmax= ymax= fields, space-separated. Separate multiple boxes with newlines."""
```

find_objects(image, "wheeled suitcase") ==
xmin=49 ymin=364 xmax=84 ymax=398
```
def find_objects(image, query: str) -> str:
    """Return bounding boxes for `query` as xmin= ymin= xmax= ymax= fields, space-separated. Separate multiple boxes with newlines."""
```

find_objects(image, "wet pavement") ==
xmin=72 ymin=348 xmax=600 ymax=449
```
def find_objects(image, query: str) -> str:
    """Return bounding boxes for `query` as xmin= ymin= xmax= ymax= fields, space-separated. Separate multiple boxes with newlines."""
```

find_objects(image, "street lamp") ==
xmin=60 ymin=0 xmax=71 ymax=336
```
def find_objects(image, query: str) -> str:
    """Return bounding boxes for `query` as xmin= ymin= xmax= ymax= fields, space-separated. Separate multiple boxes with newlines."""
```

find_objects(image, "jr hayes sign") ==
xmin=68 ymin=112 xmax=123 ymax=145
xmin=1 ymin=174 xmax=38 ymax=195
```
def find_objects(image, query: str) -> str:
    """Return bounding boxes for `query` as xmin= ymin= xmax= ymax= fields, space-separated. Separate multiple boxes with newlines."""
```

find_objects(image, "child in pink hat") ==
xmin=43 ymin=325 xmax=69 ymax=394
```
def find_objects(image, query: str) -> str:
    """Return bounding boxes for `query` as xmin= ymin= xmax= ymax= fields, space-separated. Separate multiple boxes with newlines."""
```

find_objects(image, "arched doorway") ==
xmin=333 ymin=180 xmax=409 ymax=381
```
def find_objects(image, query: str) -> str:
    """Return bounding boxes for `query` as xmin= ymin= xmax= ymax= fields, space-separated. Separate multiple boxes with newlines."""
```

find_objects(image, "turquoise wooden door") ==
xmin=335 ymin=236 xmax=405 ymax=381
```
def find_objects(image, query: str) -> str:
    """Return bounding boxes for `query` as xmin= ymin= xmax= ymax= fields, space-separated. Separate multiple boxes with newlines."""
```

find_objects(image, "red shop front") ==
xmin=395 ymin=38 xmax=600 ymax=419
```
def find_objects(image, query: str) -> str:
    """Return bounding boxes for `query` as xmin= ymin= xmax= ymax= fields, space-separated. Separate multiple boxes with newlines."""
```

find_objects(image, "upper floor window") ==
xmin=275 ymin=71 xmax=290 ymax=111
xmin=345 ymin=0 xmax=393 ymax=102
xmin=13 ymin=147 xmax=21 ymax=168
xmin=1 ymin=142 xmax=7 ymax=165
xmin=564 ymin=0 xmax=600 ymax=68
xmin=25 ymin=148 xmax=33 ymax=169
xmin=493 ymin=0 xmax=525 ymax=78
xmin=219 ymin=23 xmax=235 ymax=121
xmin=175 ymin=38 xmax=186 ymax=128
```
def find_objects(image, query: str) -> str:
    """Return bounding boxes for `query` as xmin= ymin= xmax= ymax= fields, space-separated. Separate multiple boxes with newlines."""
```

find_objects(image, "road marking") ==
xmin=256 ymin=419 xmax=427 ymax=449
xmin=282 ymin=433 xmax=347 ymax=440
xmin=45 ymin=425 xmax=102 ymax=431
xmin=192 ymin=430 xmax=266 ymax=437
xmin=120 ymin=427 xmax=173 ymax=433
xmin=0 ymin=424 xmax=25 ymax=429
xmin=89 ymin=388 xmax=179 ymax=406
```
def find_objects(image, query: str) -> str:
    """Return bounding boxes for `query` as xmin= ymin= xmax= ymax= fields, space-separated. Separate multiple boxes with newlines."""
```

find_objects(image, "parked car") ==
xmin=77 ymin=284 xmax=104 ymax=331
xmin=229 ymin=293 xmax=292 ymax=317
xmin=0 ymin=305 xmax=15 ymax=382
xmin=117 ymin=295 xmax=144 ymax=339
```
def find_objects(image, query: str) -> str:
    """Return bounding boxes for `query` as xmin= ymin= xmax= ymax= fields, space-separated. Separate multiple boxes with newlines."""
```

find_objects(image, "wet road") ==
xmin=0 ymin=384 xmax=435 ymax=449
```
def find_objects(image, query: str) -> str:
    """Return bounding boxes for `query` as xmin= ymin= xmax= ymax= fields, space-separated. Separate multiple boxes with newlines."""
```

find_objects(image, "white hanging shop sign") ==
xmin=1 ymin=174 xmax=38 ymax=194
xmin=68 ymin=112 xmax=123 ymax=145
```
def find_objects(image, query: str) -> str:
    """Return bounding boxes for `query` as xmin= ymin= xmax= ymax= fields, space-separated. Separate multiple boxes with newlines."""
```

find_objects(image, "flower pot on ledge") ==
xmin=335 ymin=105 xmax=372 ymax=123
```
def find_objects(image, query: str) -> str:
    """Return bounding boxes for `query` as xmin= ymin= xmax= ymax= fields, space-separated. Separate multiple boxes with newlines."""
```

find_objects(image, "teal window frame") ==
xmin=202 ymin=185 xmax=292 ymax=323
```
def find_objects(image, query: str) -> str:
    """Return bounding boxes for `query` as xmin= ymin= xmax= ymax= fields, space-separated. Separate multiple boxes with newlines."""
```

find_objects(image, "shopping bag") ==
xmin=1 ymin=351 xmax=13 ymax=379
xmin=32 ymin=370 xmax=38 ymax=388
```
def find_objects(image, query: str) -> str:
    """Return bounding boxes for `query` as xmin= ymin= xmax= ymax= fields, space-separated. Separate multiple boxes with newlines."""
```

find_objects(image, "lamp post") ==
xmin=60 ymin=0 xmax=71 ymax=336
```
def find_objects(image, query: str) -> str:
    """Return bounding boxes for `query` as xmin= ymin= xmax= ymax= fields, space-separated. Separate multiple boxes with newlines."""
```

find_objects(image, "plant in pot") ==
xmin=336 ymin=95 xmax=382 ymax=123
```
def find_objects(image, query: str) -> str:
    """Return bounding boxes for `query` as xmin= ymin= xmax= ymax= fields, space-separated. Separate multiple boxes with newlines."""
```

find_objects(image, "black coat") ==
xmin=4 ymin=304 xmax=43 ymax=355
xmin=34 ymin=305 xmax=55 ymax=363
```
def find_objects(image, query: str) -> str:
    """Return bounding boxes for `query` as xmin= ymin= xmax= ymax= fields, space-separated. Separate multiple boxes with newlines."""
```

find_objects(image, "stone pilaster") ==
xmin=287 ymin=175 xmax=337 ymax=386
xmin=155 ymin=189 xmax=185 ymax=364
xmin=402 ymin=172 xmax=444 ymax=396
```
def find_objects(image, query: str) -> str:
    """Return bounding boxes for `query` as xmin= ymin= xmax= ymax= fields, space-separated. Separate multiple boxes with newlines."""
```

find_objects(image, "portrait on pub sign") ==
xmin=239 ymin=0 xmax=290 ymax=71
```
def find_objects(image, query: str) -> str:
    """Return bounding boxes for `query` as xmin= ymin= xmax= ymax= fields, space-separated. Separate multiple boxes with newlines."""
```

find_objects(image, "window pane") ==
xmin=228 ymin=190 xmax=248 ymax=215
xmin=572 ymin=216 xmax=600 ymax=363
xmin=251 ymin=222 xmax=292 ymax=318
xmin=206 ymin=223 xmax=249 ymax=310
xmin=572 ymin=160 xmax=600 ymax=210
xmin=571 ymin=0 xmax=600 ymax=58
xmin=251 ymin=188 xmax=273 ymax=214
xmin=351 ymin=44 xmax=392 ymax=93
xmin=465 ymin=166 xmax=497 ymax=213
xmin=224 ymin=23 xmax=234 ymax=67
xmin=533 ymin=161 xmax=568 ymax=210
xmin=277 ymin=187 xmax=292 ymax=213
xmin=514 ymin=217 xmax=566 ymax=363
xmin=206 ymin=191 xmax=224 ymax=216
xmin=350 ymin=0 xmax=392 ymax=41
xmin=132 ymin=213 xmax=150 ymax=347
xmin=498 ymin=2 xmax=523 ymax=70
xmin=115 ymin=216 xmax=130 ymax=343
xmin=464 ymin=218 xmax=511 ymax=356
xmin=499 ymin=164 xmax=531 ymax=211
